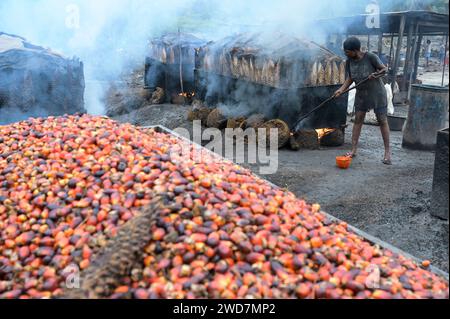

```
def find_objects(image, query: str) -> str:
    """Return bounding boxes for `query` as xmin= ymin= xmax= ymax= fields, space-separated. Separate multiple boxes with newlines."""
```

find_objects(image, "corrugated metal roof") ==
xmin=316 ymin=10 xmax=449 ymax=35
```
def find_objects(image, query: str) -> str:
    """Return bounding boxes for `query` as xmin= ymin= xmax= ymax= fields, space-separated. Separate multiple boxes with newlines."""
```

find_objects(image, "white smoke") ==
xmin=0 ymin=0 xmax=377 ymax=115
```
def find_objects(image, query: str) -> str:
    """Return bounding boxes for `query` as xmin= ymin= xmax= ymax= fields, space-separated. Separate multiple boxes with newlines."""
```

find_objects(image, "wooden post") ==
xmin=442 ymin=34 xmax=449 ymax=87
xmin=413 ymin=33 xmax=423 ymax=81
xmin=391 ymin=15 xmax=406 ymax=90
xmin=408 ymin=22 xmax=420 ymax=102
xmin=367 ymin=34 xmax=371 ymax=52
xmin=378 ymin=33 xmax=384 ymax=56
xmin=337 ymin=34 xmax=343 ymax=50
xmin=403 ymin=22 xmax=414 ymax=91
xmin=389 ymin=34 xmax=394 ymax=66
xmin=178 ymin=27 xmax=185 ymax=97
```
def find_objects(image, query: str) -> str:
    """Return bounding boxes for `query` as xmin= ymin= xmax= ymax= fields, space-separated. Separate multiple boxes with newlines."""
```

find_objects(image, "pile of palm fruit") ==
xmin=0 ymin=114 xmax=448 ymax=299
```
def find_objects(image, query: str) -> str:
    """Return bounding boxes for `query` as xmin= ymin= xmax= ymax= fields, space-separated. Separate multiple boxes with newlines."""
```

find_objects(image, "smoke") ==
xmin=1 ymin=0 xmax=381 ymax=117
xmin=0 ymin=106 xmax=49 ymax=126
xmin=0 ymin=0 xmax=194 ymax=115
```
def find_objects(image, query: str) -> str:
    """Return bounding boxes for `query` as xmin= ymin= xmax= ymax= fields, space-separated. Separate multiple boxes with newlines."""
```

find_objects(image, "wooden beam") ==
xmin=403 ymin=22 xmax=415 ymax=91
xmin=416 ymin=22 xmax=449 ymax=29
xmin=389 ymin=34 xmax=394 ymax=67
xmin=378 ymin=33 xmax=384 ymax=56
xmin=337 ymin=34 xmax=344 ymax=52
xmin=413 ymin=33 xmax=423 ymax=81
xmin=408 ymin=23 xmax=421 ymax=102
xmin=442 ymin=34 xmax=449 ymax=87
xmin=391 ymin=15 xmax=406 ymax=90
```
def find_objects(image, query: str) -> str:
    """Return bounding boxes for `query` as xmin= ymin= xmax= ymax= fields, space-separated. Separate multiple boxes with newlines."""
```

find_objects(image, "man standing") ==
xmin=334 ymin=37 xmax=391 ymax=165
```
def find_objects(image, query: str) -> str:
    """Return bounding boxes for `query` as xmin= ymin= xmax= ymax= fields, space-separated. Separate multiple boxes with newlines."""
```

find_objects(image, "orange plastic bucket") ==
xmin=336 ymin=156 xmax=352 ymax=169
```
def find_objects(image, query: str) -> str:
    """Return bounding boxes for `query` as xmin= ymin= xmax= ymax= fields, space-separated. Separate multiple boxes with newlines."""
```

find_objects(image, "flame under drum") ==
xmin=316 ymin=128 xmax=336 ymax=140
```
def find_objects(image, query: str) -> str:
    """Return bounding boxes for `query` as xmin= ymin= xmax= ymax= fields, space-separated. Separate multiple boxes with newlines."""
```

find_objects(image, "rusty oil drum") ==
xmin=403 ymin=84 xmax=449 ymax=150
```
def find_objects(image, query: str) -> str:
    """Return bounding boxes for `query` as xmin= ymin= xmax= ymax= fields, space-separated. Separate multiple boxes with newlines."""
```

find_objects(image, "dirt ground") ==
xmin=258 ymin=124 xmax=449 ymax=274
xmin=113 ymin=103 xmax=449 ymax=273
xmin=417 ymin=68 xmax=449 ymax=87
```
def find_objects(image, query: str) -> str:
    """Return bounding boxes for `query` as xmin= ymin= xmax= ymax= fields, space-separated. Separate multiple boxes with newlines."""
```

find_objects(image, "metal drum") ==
xmin=431 ymin=128 xmax=449 ymax=220
xmin=403 ymin=84 xmax=449 ymax=151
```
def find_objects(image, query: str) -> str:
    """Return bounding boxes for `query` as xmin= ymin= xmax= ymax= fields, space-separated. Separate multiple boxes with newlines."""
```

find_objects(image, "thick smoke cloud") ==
xmin=0 ymin=0 xmax=384 ymax=115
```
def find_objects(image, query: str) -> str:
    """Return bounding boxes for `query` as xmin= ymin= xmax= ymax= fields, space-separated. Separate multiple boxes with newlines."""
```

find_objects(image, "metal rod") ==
xmin=294 ymin=74 xmax=385 ymax=129
xmin=442 ymin=33 xmax=448 ymax=87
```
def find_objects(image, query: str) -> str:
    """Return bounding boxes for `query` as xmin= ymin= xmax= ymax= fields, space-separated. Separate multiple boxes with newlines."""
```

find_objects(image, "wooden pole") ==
xmin=389 ymin=34 xmax=394 ymax=67
xmin=408 ymin=22 xmax=420 ymax=102
xmin=378 ymin=33 xmax=384 ymax=56
xmin=178 ymin=27 xmax=185 ymax=97
xmin=442 ymin=34 xmax=448 ymax=87
xmin=337 ymin=34 xmax=343 ymax=52
xmin=413 ymin=33 xmax=423 ymax=81
xmin=391 ymin=15 xmax=406 ymax=91
xmin=403 ymin=22 xmax=414 ymax=91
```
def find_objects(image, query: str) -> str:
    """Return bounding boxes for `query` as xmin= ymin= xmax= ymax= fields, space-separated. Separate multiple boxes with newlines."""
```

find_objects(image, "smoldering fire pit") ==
xmin=144 ymin=33 xmax=206 ymax=104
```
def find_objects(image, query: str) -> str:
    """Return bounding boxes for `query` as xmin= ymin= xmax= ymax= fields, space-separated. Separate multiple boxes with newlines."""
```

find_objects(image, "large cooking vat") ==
xmin=195 ymin=32 xmax=348 ymax=129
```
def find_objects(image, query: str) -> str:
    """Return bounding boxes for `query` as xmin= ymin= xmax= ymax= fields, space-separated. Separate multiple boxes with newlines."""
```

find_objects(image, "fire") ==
xmin=316 ymin=128 xmax=336 ymax=140
xmin=179 ymin=92 xmax=196 ymax=98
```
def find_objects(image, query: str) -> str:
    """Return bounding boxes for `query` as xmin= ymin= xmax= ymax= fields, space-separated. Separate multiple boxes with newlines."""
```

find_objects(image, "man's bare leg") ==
xmin=349 ymin=111 xmax=366 ymax=157
xmin=377 ymin=113 xmax=392 ymax=164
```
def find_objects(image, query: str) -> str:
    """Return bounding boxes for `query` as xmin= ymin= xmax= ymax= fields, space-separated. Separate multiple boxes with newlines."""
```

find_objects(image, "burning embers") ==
xmin=179 ymin=92 xmax=195 ymax=98
xmin=178 ymin=92 xmax=197 ymax=101
xmin=316 ymin=128 xmax=336 ymax=140
xmin=289 ymin=128 xmax=345 ymax=150
xmin=317 ymin=128 xmax=346 ymax=147
xmin=145 ymin=33 xmax=206 ymax=103
xmin=171 ymin=92 xmax=196 ymax=105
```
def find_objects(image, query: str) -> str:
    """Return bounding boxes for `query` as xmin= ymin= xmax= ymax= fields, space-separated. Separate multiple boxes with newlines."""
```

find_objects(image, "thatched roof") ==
xmin=203 ymin=32 xmax=340 ymax=62
xmin=151 ymin=33 xmax=206 ymax=48
xmin=0 ymin=32 xmax=63 ymax=57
